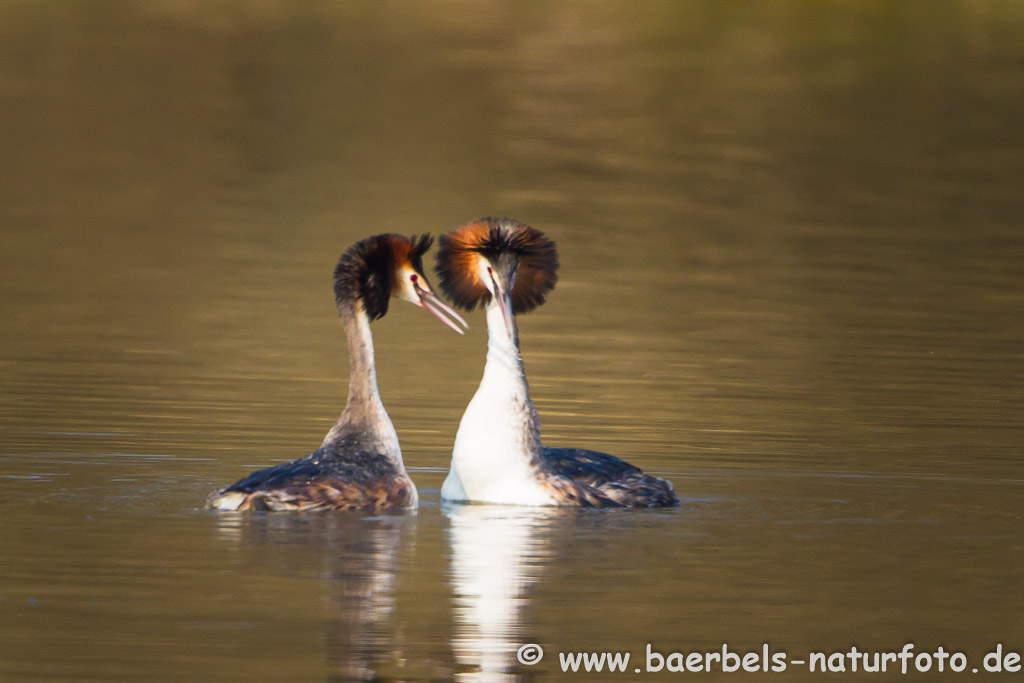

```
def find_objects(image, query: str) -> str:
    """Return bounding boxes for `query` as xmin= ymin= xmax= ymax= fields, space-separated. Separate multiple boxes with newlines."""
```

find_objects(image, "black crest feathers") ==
xmin=435 ymin=217 xmax=559 ymax=314
xmin=333 ymin=233 xmax=433 ymax=320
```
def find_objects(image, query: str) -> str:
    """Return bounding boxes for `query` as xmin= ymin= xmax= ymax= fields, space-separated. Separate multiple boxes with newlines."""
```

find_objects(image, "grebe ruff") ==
xmin=207 ymin=233 xmax=467 ymax=512
xmin=436 ymin=217 xmax=678 ymax=508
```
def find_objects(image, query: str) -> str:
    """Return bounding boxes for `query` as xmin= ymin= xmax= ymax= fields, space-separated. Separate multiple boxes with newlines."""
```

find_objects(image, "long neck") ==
xmin=343 ymin=300 xmax=381 ymax=409
xmin=322 ymin=299 xmax=398 ymax=451
xmin=484 ymin=297 xmax=524 ymax=382
xmin=479 ymin=296 xmax=542 ymax=456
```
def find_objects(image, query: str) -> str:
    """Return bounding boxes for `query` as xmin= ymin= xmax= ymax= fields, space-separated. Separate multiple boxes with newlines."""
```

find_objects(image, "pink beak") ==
xmin=415 ymin=284 xmax=468 ymax=335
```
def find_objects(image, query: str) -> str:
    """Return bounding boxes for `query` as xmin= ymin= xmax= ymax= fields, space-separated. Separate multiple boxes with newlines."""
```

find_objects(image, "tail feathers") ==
xmin=598 ymin=473 xmax=679 ymax=508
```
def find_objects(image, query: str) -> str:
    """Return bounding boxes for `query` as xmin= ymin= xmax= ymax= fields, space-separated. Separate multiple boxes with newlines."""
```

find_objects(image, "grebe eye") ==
xmin=410 ymin=273 xmax=418 ymax=283
xmin=486 ymin=266 xmax=493 ymax=274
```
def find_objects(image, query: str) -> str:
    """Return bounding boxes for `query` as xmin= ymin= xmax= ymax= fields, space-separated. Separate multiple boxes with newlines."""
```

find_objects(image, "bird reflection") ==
xmin=445 ymin=503 xmax=574 ymax=682
xmin=212 ymin=512 xmax=413 ymax=682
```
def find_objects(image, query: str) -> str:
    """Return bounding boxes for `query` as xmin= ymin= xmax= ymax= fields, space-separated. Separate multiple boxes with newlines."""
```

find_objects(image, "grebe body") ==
xmin=437 ymin=218 xmax=677 ymax=508
xmin=207 ymin=233 xmax=466 ymax=512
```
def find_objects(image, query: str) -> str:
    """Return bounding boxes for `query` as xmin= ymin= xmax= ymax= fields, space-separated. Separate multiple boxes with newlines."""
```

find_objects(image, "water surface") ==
xmin=1 ymin=2 xmax=1022 ymax=681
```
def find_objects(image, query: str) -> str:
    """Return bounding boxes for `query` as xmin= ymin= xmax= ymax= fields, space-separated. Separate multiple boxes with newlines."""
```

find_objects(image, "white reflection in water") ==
xmin=446 ymin=503 xmax=565 ymax=682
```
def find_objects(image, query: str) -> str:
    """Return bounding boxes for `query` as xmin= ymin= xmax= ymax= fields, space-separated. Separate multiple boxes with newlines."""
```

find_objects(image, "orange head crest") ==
xmin=435 ymin=217 xmax=559 ymax=316
xmin=333 ymin=233 xmax=467 ymax=332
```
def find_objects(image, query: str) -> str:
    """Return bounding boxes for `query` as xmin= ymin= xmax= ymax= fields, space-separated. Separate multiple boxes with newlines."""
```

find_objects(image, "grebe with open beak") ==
xmin=436 ymin=217 xmax=678 ymax=508
xmin=207 ymin=233 xmax=467 ymax=512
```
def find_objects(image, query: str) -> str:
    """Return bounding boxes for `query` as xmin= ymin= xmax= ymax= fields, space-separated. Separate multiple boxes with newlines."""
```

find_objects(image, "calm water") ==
xmin=2 ymin=2 xmax=1023 ymax=681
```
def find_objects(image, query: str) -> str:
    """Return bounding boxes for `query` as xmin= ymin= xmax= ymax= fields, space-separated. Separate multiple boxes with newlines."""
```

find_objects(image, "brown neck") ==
xmin=341 ymin=298 xmax=380 ymax=409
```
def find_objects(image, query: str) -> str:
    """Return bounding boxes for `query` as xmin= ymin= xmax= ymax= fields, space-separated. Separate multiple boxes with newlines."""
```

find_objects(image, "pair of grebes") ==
xmin=207 ymin=218 xmax=677 ymax=511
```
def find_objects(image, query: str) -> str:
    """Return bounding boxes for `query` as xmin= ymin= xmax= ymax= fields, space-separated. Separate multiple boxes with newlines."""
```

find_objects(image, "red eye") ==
xmin=410 ymin=273 xmax=418 ymax=283
xmin=486 ymin=266 xmax=493 ymax=274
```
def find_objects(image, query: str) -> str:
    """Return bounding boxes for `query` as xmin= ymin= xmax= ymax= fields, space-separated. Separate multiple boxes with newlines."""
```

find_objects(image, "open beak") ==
xmin=415 ymin=284 xmax=469 ymax=335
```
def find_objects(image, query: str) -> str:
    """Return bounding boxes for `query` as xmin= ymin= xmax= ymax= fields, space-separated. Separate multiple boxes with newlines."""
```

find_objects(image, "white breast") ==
xmin=441 ymin=301 xmax=556 ymax=506
xmin=442 ymin=384 xmax=555 ymax=506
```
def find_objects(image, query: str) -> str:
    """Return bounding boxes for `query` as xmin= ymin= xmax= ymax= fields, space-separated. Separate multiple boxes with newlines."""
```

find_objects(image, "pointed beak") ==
xmin=489 ymin=272 xmax=516 ymax=335
xmin=415 ymin=284 xmax=469 ymax=335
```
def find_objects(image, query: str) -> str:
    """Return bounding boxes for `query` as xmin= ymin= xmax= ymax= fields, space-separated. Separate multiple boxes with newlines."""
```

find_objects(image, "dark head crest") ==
xmin=435 ymin=217 xmax=559 ymax=314
xmin=333 ymin=233 xmax=433 ymax=320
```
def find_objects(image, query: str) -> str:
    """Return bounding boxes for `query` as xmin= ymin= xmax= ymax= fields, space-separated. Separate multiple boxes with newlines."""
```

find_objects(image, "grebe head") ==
xmin=435 ymin=218 xmax=559 ymax=335
xmin=334 ymin=233 xmax=468 ymax=333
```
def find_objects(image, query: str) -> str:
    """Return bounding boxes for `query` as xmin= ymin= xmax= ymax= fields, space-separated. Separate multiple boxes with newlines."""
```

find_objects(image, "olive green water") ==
xmin=1 ymin=2 xmax=1022 ymax=681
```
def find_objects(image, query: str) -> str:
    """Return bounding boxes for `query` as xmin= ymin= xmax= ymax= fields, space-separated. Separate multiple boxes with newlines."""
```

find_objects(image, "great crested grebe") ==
xmin=207 ymin=233 xmax=467 ymax=512
xmin=436 ymin=217 xmax=678 ymax=508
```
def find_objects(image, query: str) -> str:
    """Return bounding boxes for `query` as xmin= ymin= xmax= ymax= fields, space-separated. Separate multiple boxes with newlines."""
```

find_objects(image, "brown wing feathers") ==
xmin=237 ymin=475 xmax=415 ymax=512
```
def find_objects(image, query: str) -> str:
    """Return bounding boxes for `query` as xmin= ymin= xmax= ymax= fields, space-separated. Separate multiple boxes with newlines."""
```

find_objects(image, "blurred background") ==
xmin=1 ymin=2 xmax=1022 ymax=681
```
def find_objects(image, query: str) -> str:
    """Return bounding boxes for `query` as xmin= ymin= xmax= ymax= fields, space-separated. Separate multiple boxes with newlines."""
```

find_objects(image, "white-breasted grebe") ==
xmin=206 ymin=233 xmax=467 ymax=512
xmin=436 ymin=217 xmax=678 ymax=508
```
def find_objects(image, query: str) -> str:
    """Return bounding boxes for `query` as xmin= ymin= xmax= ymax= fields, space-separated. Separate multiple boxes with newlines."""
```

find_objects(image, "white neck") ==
xmin=322 ymin=300 xmax=402 ymax=467
xmin=441 ymin=296 xmax=554 ymax=505
xmin=481 ymin=298 xmax=527 ymax=400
